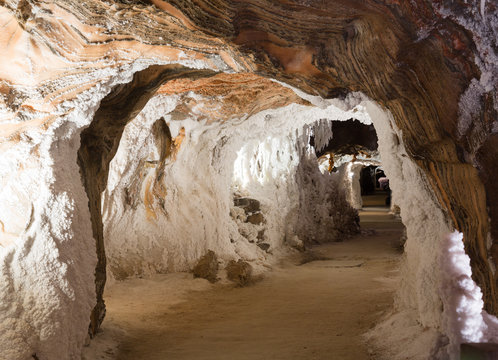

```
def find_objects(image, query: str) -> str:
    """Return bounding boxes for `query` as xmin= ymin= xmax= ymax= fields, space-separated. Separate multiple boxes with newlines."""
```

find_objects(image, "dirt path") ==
xmin=86 ymin=200 xmax=403 ymax=360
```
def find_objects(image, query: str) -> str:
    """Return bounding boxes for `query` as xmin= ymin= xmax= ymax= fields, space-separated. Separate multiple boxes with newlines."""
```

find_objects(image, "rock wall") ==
xmin=102 ymin=89 xmax=364 ymax=279
xmin=341 ymin=162 xmax=364 ymax=211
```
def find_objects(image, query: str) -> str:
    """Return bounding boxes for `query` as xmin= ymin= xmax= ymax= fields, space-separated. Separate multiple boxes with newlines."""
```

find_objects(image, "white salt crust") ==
xmin=0 ymin=57 xmax=221 ymax=360
xmin=102 ymin=93 xmax=362 ymax=279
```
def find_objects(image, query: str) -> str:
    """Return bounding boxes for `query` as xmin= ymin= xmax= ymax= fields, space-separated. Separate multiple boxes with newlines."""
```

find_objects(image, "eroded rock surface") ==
xmin=192 ymin=250 xmax=219 ymax=283
xmin=0 ymin=0 xmax=496 ymax=359
xmin=226 ymin=259 xmax=253 ymax=287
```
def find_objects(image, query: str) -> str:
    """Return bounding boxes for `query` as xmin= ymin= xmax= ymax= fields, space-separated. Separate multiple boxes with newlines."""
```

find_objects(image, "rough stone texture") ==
xmin=192 ymin=250 xmax=219 ymax=283
xmin=257 ymin=243 xmax=270 ymax=252
xmin=226 ymin=259 xmax=253 ymax=287
xmin=296 ymin=154 xmax=360 ymax=244
xmin=0 ymin=0 xmax=497 ymax=358
xmin=234 ymin=197 xmax=261 ymax=214
xmin=78 ymin=64 xmax=216 ymax=335
xmin=150 ymin=0 xmax=496 ymax=313
xmin=246 ymin=212 xmax=264 ymax=225
xmin=158 ymin=73 xmax=310 ymax=122
xmin=0 ymin=1 xmax=495 ymax=307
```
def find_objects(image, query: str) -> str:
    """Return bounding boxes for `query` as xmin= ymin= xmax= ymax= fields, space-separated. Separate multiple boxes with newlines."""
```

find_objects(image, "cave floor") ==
xmin=84 ymin=199 xmax=403 ymax=360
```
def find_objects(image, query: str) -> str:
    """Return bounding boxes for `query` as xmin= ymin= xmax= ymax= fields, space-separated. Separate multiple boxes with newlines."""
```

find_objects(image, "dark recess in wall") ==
xmin=314 ymin=119 xmax=378 ymax=157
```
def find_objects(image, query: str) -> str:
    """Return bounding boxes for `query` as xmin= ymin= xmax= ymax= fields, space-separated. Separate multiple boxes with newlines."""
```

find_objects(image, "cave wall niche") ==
xmin=0 ymin=0 xmax=496 ymax=359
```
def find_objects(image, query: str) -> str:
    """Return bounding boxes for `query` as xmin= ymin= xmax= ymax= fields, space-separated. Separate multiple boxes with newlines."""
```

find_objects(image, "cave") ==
xmin=0 ymin=1 xmax=497 ymax=359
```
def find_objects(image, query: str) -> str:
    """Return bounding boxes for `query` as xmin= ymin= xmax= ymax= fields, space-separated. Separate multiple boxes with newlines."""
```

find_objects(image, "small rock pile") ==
xmin=231 ymin=197 xmax=271 ymax=252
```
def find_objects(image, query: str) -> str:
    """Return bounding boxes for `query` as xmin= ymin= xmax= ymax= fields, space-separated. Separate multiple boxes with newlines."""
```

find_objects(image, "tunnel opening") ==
xmin=76 ymin=67 xmax=426 ymax=359
xmin=75 ymin=67 xmax=493 ymax=360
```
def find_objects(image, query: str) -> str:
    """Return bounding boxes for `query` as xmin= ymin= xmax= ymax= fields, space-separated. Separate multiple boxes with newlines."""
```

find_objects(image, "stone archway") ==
xmin=77 ymin=64 xmax=217 ymax=335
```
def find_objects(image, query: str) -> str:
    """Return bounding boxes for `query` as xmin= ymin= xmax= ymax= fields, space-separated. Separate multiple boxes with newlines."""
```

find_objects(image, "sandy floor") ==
xmin=84 ymin=198 xmax=403 ymax=360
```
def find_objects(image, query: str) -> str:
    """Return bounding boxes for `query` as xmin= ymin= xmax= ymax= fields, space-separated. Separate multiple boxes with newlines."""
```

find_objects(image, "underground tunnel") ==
xmin=0 ymin=1 xmax=497 ymax=359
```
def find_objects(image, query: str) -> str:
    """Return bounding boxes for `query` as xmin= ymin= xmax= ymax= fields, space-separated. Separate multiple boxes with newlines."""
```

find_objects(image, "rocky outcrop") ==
xmin=192 ymin=250 xmax=219 ymax=283
xmin=226 ymin=259 xmax=253 ymax=286
xmin=234 ymin=197 xmax=261 ymax=214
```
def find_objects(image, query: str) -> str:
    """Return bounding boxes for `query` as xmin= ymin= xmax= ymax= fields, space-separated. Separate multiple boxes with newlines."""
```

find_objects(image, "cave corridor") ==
xmin=0 ymin=1 xmax=497 ymax=359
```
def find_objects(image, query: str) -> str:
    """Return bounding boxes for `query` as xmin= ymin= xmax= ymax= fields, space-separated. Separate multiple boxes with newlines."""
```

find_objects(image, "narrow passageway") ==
xmin=91 ymin=195 xmax=404 ymax=360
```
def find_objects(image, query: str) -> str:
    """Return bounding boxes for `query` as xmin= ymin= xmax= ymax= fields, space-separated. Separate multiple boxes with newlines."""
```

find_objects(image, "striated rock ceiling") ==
xmin=158 ymin=73 xmax=311 ymax=122
xmin=0 ymin=0 xmax=497 ymax=341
